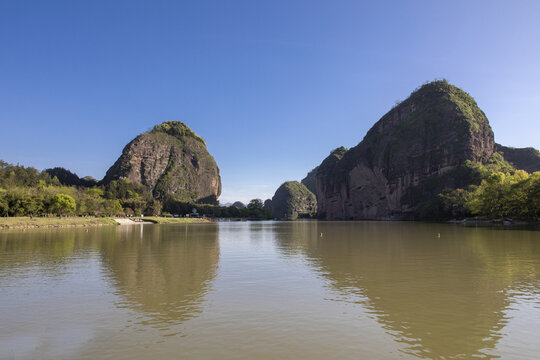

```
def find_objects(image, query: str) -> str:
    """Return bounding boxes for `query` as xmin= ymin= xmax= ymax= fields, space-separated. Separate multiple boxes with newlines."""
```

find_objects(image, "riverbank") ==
xmin=0 ymin=216 xmax=118 ymax=230
xmin=0 ymin=216 xmax=213 ymax=230
xmin=449 ymin=218 xmax=539 ymax=228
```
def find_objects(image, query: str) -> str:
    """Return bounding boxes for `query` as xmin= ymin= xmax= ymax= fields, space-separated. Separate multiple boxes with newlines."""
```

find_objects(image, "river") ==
xmin=1 ymin=221 xmax=539 ymax=359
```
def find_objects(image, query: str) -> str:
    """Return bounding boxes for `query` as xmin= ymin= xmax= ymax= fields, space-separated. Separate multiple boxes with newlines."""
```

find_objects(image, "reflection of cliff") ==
xmin=99 ymin=224 xmax=219 ymax=326
xmin=275 ymin=222 xmax=540 ymax=359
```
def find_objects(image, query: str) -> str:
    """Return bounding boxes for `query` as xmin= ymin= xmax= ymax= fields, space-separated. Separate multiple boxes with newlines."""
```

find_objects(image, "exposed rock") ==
xmin=301 ymin=166 xmax=319 ymax=194
xmin=495 ymin=143 xmax=540 ymax=173
xmin=231 ymin=201 xmax=246 ymax=209
xmin=103 ymin=121 xmax=221 ymax=203
xmin=316 ymin=80 xmax=495 ymax=220
xmin=271 ymin=181 xmax=317 ymax=219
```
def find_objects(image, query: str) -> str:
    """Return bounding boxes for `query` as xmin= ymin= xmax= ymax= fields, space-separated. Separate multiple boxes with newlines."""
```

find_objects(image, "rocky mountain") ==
xmin=103 ymin=121 xmax=221 ymax=204
xmin=300 ymin=166 xmax=318 ymax=194
xmin=315 ymin=80 xmax=496 ymax=220
xmin=271 ymin=181 xmax=317 ymax=219
xmin=494 ymin=144 xmax=540 ymax=173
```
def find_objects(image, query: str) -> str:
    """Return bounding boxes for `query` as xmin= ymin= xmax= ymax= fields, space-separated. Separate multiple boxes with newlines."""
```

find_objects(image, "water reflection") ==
xmin=275 ymin=221 xmax=540 ymax=359
xmin=99 ymin=224 xmax=220 ymax=328
xmin=0 ymin=224 xmax=220 ymax=329
xmin=0 ymin=229 xmax=102 ymax=279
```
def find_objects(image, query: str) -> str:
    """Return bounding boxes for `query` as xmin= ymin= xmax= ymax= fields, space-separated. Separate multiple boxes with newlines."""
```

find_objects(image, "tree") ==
xmin=102 ymin=199 xmax=123 ymax=216
xmin=247 ymin=199 xmax=270 ymax=219
xmin=145 ymin=199 xmax=162 ymax=216
xmin=247 ymin=199 xmax=264 ymax=210
xmin=0 ymin=192 xmax=8 ymax=216
xmin=50 ymin=194 xmax=76 ymax=216
xmin=87 ymin=187 xmax=104 ymax=197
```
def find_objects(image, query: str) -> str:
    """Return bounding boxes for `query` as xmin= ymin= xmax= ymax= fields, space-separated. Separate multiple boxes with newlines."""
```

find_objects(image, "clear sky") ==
xmin=1 ymin=0 xmax=539 ymax=203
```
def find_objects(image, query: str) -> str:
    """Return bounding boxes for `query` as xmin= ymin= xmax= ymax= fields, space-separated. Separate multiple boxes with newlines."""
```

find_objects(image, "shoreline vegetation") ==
xmin=0 ymin=160 xmax=272 ymax=222
xmin=0 ymin=216 xmax=212 ymax=230
xmin=1 ymin=215 xmax=537 ymax=231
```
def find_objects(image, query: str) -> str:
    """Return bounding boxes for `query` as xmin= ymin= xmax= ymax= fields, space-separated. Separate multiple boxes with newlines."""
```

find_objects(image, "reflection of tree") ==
xmin=99 ymin=224 xmax=219 ymax=327
xmin=275 ymin=221 xmax=540 ymax=359
xmin=0 ymin=229 xmax=90 ymax=276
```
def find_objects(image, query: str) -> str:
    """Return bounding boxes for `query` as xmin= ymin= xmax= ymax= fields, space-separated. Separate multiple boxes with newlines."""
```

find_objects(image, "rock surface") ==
xmin=316 ymin=80 xmax=495 ymax=220
xmin=271 ymin=181 xmax=317 ymax=219
xmin=301 ymin=166 xmax=318 ymax=194
xmin=103 ymin=121 xmax=221 ymax=203
xmin=495 ymin=144 xmax=540 ymax=173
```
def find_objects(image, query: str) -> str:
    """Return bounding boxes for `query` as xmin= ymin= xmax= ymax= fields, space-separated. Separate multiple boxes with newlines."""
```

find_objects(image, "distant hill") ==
xmin=231 ymin=201 xmax=246 ymax=209
xmin=45 ymin=167 xmax=98 ymax=187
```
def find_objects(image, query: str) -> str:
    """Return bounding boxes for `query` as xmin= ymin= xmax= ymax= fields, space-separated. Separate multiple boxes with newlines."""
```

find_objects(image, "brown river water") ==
xmin=1 ymin=221 xmax=539 ymax=359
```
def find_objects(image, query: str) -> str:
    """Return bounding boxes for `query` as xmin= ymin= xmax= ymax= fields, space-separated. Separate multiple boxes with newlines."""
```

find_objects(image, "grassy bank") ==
xmin=0 ymin=216 xmax=118 ymax=230
xmin=143 ymin=216 xmax=212 ymax=224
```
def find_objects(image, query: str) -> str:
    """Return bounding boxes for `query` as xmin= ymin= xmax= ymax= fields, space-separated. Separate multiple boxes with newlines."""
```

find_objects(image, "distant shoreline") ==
xmin=0 ymin=216 xmax=212 ymax=230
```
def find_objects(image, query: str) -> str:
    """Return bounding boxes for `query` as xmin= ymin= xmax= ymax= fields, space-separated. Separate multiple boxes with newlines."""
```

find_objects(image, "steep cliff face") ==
xmin=103 ymin=121 xmax=221 ymax=203
xmin=316 ymin=81 xmax=495 ymax=220
xmin=495 ymin=144 xmax=540 ymax=173
xmin=301 ymin=166 xmax=319 ymax=194
xmin=271 ymin=181 xmax=317 ymax=219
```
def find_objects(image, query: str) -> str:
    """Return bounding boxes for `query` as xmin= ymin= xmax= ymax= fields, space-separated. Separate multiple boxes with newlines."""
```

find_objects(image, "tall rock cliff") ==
xmin=103 ymin=121 xmax=221 ymax=203
xmin=301 ymin=166 xmax=319 ymax=194
xmin=271 ymin=181 xmax=317 ymax=219
xmin=316 ymin=80 xmax=495 ymax=220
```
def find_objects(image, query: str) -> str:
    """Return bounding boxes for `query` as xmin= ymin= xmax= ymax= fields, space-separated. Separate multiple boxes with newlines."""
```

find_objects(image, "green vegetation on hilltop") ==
xmin=406 ymin=79 xmax=491 ymax=136
xmin=151 ymin=121 xmax=206 ymax=145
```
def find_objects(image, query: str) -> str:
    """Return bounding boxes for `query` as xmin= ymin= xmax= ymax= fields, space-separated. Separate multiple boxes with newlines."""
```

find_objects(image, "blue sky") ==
xmin=1 ymin=0 xmax=539 ymax=203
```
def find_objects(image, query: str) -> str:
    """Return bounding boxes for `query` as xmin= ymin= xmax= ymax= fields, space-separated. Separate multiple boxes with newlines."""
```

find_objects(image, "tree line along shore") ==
xmin=0 ymin=159 xmax=272 ymax=229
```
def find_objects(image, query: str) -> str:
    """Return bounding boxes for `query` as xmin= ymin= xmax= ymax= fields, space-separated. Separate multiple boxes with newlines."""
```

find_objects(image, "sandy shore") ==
xmin=114 ymin=218 xmax=153 ymax=225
